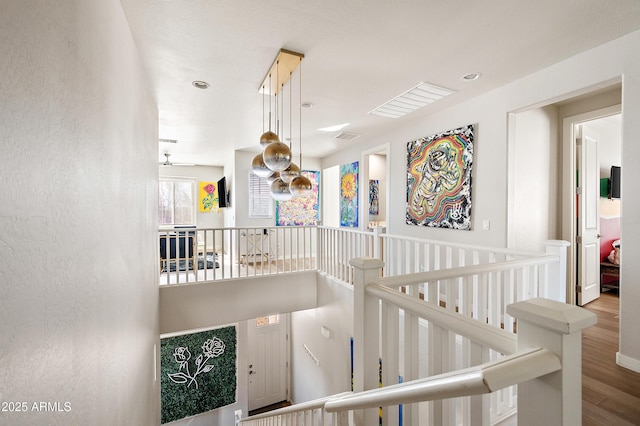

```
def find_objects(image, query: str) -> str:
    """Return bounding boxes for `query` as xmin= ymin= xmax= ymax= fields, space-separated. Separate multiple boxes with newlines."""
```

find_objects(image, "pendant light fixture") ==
xmin=289 ymin=57 xmax=312 ymax=198
xmin=250 ymin=49 xmax=306 ymax=200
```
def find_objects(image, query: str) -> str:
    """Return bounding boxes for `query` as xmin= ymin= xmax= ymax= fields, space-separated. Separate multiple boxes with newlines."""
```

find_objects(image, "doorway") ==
xmin=247 ymin=313 xmax=290 ymax=412
xmin=562 ymin=106 xmax=622 ymax=306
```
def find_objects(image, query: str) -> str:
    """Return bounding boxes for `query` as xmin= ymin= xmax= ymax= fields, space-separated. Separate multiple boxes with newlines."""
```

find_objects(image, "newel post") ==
xmin=350 ymin=257 xmax=384 ymax=425
xmin=545 ymin=240 xmax=570 ymax=302
xmin=507 ymin=298 xmax=596 ymax=426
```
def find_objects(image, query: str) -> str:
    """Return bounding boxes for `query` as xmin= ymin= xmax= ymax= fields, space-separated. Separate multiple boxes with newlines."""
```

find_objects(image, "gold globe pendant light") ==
xmin=280 ymin=162 xmax=300 ymax=184
xmin=270 ymin=177 xmax=292 ymax=201
xmin=251 ymin=152 xmax=274 ymax=178
xmin=263 ymin=141 xmax=292 ymax=171
xmin=290 ymin=174 xmax=312 ymax=197
xmin=265 ymin=171 xmax=281 ymax=185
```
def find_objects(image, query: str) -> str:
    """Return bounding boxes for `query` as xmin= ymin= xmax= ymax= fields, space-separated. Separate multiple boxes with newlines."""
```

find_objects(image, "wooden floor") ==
xmin=582 ymin=290 xmax=640 ymax=425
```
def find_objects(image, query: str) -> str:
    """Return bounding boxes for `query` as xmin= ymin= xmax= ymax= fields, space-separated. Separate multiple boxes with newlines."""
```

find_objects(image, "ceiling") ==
xmin=119 ymin=0 xmax=640 ymax=167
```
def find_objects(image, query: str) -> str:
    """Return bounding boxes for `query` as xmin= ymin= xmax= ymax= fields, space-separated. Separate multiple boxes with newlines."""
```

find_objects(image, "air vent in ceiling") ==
xmin=369 ymin=82 xmax=456 ymax=118
xmin=159 ymin=138 xmax=178 ymax=144
xmin=334 ymin=132 xmax=361 ymax=141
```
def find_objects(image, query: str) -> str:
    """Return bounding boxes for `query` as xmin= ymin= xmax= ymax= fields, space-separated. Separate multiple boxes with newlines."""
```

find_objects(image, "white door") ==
xmin=247 ymin=314 xmax=289 ymax=411
xmin=576 ymin=125 xmax=601 ymax=306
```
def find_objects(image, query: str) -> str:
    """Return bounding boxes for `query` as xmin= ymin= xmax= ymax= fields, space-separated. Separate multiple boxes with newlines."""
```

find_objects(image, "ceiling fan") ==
xmin=160 ymin=152 xmax=195 ymax=167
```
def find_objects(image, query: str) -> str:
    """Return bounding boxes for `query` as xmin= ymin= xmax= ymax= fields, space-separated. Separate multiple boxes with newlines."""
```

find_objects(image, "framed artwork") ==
xmin=276 ymin=170 xmax=320 ymax=226
xmin=369 ymin=179 xmax=379 ymax=215
xmin=340 ymin=162 xmax=359 ymax=228
xmin=199 ymin=181 xmax=219 ymax=212
xmin=161 ymin=325 xmax=237 ymax=424
xmin=406 ymin=124 xmax=474 ymax=230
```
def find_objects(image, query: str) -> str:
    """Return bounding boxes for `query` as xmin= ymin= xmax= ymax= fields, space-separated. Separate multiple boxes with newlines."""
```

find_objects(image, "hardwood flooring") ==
xmin=582 ymin=290 xmax=640 ymax=425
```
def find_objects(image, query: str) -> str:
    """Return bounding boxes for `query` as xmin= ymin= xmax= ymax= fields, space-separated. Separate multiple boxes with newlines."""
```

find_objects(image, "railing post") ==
xmin=372 ymin=225 xmax=384 ymax=260
xmin=545 ymin=240 xmax=569 ymax=302
xmin=350 ymin=257 xmax=384 ymax=425
xmin=507 ymin=298 xmax=596 ymax=426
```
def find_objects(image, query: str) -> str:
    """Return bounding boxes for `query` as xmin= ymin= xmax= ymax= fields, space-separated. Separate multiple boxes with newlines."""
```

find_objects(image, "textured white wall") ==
xmin=0 ymin=1 xmax=159 ymax=424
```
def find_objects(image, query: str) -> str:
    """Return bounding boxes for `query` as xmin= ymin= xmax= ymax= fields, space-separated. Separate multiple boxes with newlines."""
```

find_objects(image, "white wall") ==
xmin=0 ymin=1 xmax=159 ymax=424
xmin=290 ymin=275 xmax=354 ymax=402
xmin=320 ymin=31 xmax=640 ymax=371
xmin=509 ymin=106 xmax=559 ymax=252
xmin=159 ymin=165 xmax=225 ymax=229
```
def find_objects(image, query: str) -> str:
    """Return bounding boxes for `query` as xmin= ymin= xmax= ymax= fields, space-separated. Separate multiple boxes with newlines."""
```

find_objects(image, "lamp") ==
xmin=250 ymin=49 xmax=308 ymax=200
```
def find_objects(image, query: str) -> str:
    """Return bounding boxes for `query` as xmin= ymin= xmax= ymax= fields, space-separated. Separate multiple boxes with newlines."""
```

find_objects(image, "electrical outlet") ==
xmin=482 ymin=220 xmax=490 ymax=231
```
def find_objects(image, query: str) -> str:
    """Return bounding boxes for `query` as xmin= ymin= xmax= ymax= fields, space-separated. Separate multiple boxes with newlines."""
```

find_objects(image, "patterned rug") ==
xmin=162 ymin=252 xmax=220 ymax=272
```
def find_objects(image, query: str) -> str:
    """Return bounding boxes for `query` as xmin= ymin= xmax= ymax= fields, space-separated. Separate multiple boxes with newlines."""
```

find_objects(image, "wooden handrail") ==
xmin=378 ymin=255 xmax=558 ymax=288
xmin=324 ymin=348 xmax=560 ymax=412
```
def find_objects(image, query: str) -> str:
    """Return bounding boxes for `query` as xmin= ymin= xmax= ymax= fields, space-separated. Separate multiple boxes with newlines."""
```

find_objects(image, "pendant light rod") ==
xmin=299 ymin=57 xmax=303 ymax=168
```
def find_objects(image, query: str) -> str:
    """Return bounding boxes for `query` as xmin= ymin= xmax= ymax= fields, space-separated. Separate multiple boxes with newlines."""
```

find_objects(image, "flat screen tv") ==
xmin=217 ymin=176 xmax=228 ymax=208
xmin=610 ymin=166 xmax=621 ymax=199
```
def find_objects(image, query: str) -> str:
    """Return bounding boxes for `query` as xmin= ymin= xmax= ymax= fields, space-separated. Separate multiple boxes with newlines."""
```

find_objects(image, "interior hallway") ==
xmin=582 ymin=291 xmax=640 ymax=425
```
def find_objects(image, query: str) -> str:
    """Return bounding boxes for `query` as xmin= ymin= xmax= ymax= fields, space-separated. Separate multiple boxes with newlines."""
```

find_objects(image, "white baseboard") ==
xmin=616 ymin=352 xmax=640 ymax=373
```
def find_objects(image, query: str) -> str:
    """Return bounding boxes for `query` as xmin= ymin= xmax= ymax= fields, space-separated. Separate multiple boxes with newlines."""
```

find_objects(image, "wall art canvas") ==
xmin=161 ymin=325 xmax=237 ymax=424
xmin=198 ymin=181 xmax=219 ymax=212
xmin=340 ymin=162 xmax=359 ymax=228
xmin=406 ymin=124 xmax=474 ymax=230
xmin=276 ymin=170 xmax=320 ymax=226
xmin=369 ymin=179 xmax=379 ymax=215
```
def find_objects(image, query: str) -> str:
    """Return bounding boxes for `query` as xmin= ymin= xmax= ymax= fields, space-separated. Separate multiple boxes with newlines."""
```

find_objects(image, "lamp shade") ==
xmin=260 ymin=130 xmax=280 ymax=148
xmin=251 ymin=153 xmax=274 ymax=178
xmin=263 ymin=142 xmax=292 ymax=171
xmin=280 ymin=162 xmax=300 ymax=184
xmin=289 ymin=175 xmax=312 ymax=197
xmin=270 ymin=177 xmax=292 ymax=201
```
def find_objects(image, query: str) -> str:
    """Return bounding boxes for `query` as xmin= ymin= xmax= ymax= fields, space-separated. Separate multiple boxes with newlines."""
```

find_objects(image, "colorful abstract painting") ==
xmin=275 ymin=170 xmax=320 ymax=226
xmin=369 ymin=179 xmax=379 ymax=215
xmin=340 ymin=162 xmax=359 ymax=227
xmin=406 ymin=124 xmax=474 ymax=230
xmin=161 ymin=325 xmax=237 ymax=424
xmin=199 ymin=181 xmax=219 ymax=212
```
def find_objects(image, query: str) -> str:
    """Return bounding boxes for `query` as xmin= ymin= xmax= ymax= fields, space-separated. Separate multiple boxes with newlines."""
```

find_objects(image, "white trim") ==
xmin=616 ymin=352 xmax=640 ymax=374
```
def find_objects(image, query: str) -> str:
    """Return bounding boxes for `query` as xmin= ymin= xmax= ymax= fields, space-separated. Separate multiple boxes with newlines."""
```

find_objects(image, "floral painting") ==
xmin=276 ymin=170 xmax=320 ymax=226
xmin=161 ymin=325 xmax=237 ymax=424
xmin=406 ymin=124 xmax=474 ymax=230
xmin=340 ymin=162 xmax=359 ymax=227
xmin=199 ymin=181 xmax=219 ymax=212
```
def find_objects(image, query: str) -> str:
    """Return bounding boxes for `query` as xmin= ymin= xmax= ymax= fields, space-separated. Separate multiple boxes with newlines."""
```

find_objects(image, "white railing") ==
xmin=158 ymin=226 xmax=317 ymax=285
xmin=317 ymin=227 xmax=376 ymax=283
xmin=237 ymin=257 xmax=595 ymax=425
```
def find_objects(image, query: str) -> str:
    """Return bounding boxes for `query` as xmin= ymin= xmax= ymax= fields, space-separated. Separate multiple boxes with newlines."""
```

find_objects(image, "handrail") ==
xmin=324 ymin=347 xmax=560 ymax=412
xmin=367 ymin=283 xmax=517 ymax=355
xmin=378 ymin=254 xmax=558 ymax=288
xmin=238 ymin=391 xmax=351 ymax=423
xmin=379 ymin=232 xmax=545 ymax=258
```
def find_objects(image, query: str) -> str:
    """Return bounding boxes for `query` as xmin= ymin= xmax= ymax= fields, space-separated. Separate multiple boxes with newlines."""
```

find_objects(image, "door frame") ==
xmin=360 ymin=143 xmax=390 ymax=231
xmin=561 ymin=104 xmax=621 ymax=305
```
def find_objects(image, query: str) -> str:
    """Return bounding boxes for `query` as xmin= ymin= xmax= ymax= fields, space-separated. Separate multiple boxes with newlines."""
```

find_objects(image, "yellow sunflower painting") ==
xmin=340 ymin=161 xmax=359 ymax=227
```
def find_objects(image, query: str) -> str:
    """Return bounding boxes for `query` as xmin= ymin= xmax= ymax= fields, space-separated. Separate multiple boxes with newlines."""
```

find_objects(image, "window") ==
xmin=256 ymin=315 xmax=280 ymax=327
xmin=249 ymin=173 xmax=273 ymax=218
xmin=158 ymin=177 xmax=196 ymax=226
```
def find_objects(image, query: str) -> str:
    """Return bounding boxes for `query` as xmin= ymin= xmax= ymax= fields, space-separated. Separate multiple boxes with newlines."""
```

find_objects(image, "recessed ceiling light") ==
xmin=318 ymin=123 xmax=350 ymax=132
xmin=461 ymin=73 xmax=480 ymax=81
xmin=192 ymin=80 xmax=210 ymax=89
